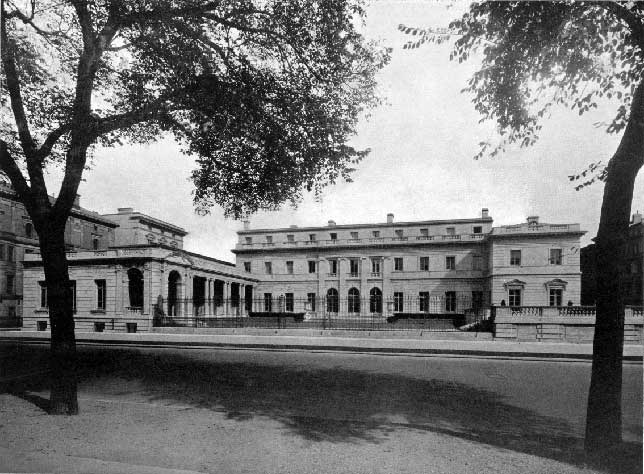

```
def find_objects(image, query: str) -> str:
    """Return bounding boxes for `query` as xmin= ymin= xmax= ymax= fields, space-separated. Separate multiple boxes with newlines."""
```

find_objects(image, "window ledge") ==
xmin=90 ymin=309 xmax=106 ymax=314
xmin=35 ymin=308 xmax=48 ymax=313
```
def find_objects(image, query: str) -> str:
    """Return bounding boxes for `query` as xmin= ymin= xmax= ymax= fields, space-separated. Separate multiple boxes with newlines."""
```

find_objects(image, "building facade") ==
xmin=233 ymin=210 xmax=585 ymax=317
xmin=21 ymin=209 xmax=257 ymax=332
xmin=0 ymin=182 xmax=117 ymax=326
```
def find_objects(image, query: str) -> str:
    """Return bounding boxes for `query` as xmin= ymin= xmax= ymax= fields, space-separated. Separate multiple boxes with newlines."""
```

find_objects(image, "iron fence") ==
xmin=152 ymin=295 xmax=489 ymax=332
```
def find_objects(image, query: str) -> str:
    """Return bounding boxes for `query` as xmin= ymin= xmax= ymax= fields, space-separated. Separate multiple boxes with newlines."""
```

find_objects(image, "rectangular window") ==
xmin=307 ymin=292 xmax=316 ymax=312
xmin=330 ymin=232 xmax=337 ymax=240
xmin=395 ymin=229 xmax=404 ymax=238
xmin=371 ymin=258 xmax=381 ymax=274
xmin=350 ymin=231 xmax=359 ymax=239
xmin=445 ymin=291 xmax=457 ymax=312
xmin=394 ymin=292 xmax=404 ymax=312
xmin=349 ymin=258 xmax=359 ymax=277
xmin=472 ymin=291 xmax=483 ymax=310
xmin=5 ymin=274 xmax=14 ymax=295
xmin=394 ymin=257 xmax=403 ymax=271
xmin=446 ymin=227 xmax=455 ymax=235
xmin=265 ymin=262 xmax=272 ymax=275
xmin=510 ymin=250 xmax=521 ymax=266
xmin=372 ymin=230 xmax=380 ymax=238
xmin=243 ymin=262 xmax=252 ymax=273
xmin=96 ymin=279 xmax=106 ymax=310
xmin=446 ymin=256 xmax=455 ymax=270
xmin=309 ymin=234 xmax=316 ymax=241
xmin=549 ymin=288 xmax=563 ymax=307
xmin=285 ymin=293 xmax=294 ymax=312
xmin=419 ymin=292 xmax=430 ymax=312
xmin=472 ymin=255 xmax=482 ymax=271
xmin=287 ymin=234 xmax=295 ymax=242
xmin=6 ymin=245 xmax=14 ymax=262
xmin=419 ymin=256 xmax=429 ymax=271
xmin=509 ymin=288 xmax=522 ymax=307
xmin=0 ymin=244 xmax=4 ymax=260
xmin=549 ymin=248 xmax=562 ymax=265
xmin=39 ymin=281 xmax=47 ymax=308
xmin=265 ymin=235 xmax=273 ymax=244
xmin=328 ymin=259 xmax=338 ymax=275
xmin=420 ymin=228 xmax=429 ymax=237
xmin=92 ymin=237 xmax=100 ymax=250
xmin=245 ymin=236 xmax=252 ymax=244
xmin=473 ymin=226 xmax=483 ymax=234
xmin=264 ymin=293 xmax=273 ymax=312
xmin=286 ymin=261 xmax=294 ymax=274
xmin=70 ymin=280 xmax=76 ymax=312
xmin=308 ymin=260 xmax=316 ymax=273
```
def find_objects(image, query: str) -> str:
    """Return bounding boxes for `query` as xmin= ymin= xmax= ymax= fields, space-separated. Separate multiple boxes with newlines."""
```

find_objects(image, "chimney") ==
xmin=632 ymin=212 xmax=642 ymax=225
xmin=387 ymin=213 xmax=394 ymax=224
xmin=527 ymin=215 xmax=539 ymax=225
xmin=481 ymin=208 xmax=489 ymax=219
xmin=328 ymin=220 xmax=336 ymax=227
xmin=289 ymin=225 xmax=298 ymax=229
xmin=117 ymin=207 xmax=133 ymax=214
xmin=243 ymin=220 xmax=250 ymax=230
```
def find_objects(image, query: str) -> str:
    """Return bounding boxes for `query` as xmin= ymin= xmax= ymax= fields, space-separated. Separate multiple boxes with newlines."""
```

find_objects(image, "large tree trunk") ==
xmin=585 ymin=80 xmax=644 ymax=452
xmin=40 ymin=226 xmax=78 ymax=415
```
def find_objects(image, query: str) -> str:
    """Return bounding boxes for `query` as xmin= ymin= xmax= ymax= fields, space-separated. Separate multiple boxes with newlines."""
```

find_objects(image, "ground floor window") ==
xmin=326 ymin=288 xmax=338 ymax=313
xmin=285 ymin=293 xmax=294 ymax=312
xmin=419 ymin=292 xmax=429 ymax=312
xmin=95 ymin=279 xmax=106 ymax=310
xmin=445 ymin=291 xmax=457 ymax=312
xmin=307 ymin=292 xmax=316 ymax=312
xmin=264 ymin=293 xmax=272 ymax=312
xmin=509 ymin=289 xmax=522 ymax=307
xmin=549 ymin=288 xmax=563 ymax=307
xmin=348 ymin=288 xmax=360 ymax=313
xmin=394 ymin=292 xmax=404 ymax=312
xmin=39 ymin=281 xmax=47 ymax=308
xmin=369 ymin=287 xmax=382 ymax=313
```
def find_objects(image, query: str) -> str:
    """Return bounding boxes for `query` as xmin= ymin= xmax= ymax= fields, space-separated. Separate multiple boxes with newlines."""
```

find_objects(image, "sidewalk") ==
xmin=1 ymin=329 xmax=642 ymax=360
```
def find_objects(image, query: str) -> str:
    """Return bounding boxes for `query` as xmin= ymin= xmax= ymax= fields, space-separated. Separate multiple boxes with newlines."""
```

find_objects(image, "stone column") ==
xmin=240 ymin=283 xmax=246 ymax=316
xmin=223 ymin=281 xmax=231 ymax=316
xmin=338 ymin=258 xmax=346 ymax=316
xmin=115 ymin=265 xmax=123 ymax=317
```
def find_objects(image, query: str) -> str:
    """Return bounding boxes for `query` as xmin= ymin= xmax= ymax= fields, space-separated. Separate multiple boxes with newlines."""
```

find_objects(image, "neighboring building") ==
xmin=581 ymin=213 xmax=643 ymax=306
xmin=22 ymin=210 xmax=257 ymax=332
xmin=0 ymin=182 xmax=117 ymax=325
xmin=101 ymin=207 xmax=187 ymax=249
xmin=233 ymin=210 xmax=585 ymax=316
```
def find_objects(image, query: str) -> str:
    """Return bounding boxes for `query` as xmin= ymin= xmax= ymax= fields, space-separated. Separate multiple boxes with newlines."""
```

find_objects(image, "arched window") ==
xmin=25 ymin=222 xmax=33 ymax=238
xmin=348 ymin=288 xmax=360 ymax=313
xmin=127 ymin=268 xmax=144 ymax=309
xmin=369 ymin=287 xmax=382 ymax=313
xmin=326 ymin=288 xmax=338 ymax=313
xmin=167 ymin=270 xmax=182 ymax=316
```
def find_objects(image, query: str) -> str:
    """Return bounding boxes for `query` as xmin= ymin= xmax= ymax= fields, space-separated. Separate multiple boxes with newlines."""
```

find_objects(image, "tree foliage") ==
xmin=1 ymin=0 xmax=389 ymax=218
xmin=399 ymin=1 xmax=643 ymax=188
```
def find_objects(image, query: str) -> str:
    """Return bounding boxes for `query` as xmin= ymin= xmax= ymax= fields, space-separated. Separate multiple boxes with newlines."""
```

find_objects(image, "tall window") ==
xmin=330 ymin=232 xmax=337 ymax=240
xmin=96 ymin=279 xmax=106 ymax=310
xmin=285 ymin=293 xmax=294 ymax=312
xmin=549 ymin=288 xmax=563 ymax=307
xmin=25 ymin=222 xmax=33 ymax=238
xmin=328 ymin=259 xmax=338 ymax=275
xmin=0 ymin=244 xmax=4 ymax=260
xmin=6 ymin=245 xmax=14 ymax=262
xmin=309 ymin=234 xmax=316 ymax=242
xmin=445 ymin=291 xmax=457 ymax=312
xmin=369 ymin=287 xmax=382 ymax=313
xmin=395 ymin=229 xmax=404 ymax=238
xmin=549 ymin=248 xmax=562 ymax=265
xmin=445 ymin=256 xmax=455 ymax=270
xmin=509 ymin=288 xmax=522 ymax=307
xmin=265 ymin=262 xmax=272 ymax=275
xmin=349 ymin=259 xmax=359 ymax=277
xmin=419 ymin=291 xmax=430 ymax=312
xmin=308 ymin=260 xmax=316 ymax=273
xmin=371 ymin=258 xmax=381 ymax=274
xmin=39 ymin=281 xmax=47 ymax=308
xmin=326 ymin=288 xmax=338 ymax=313
xmin=394 ymin=257 xmax=403 ymax=271
xmin=510 ymin=250 xmax=521 ymax=266
xmin=472 ymin=255 xmax=482 ymax=271
xmin=394 ymin=292 xmax=404 ymax=312
xmin=244 ymin=262 xmax=252 ymax=273
xmin=127 ymin=269 xmax=143 ymax=309
xmin=472 ymin=291 xmax=483 ymax=310
xmin=372 ymin=230 xmax=380 ymax=238
xmin=286 ymin=261 xmax=294 ymax=274
xmin=5 ymin=274 xmax=14 ymax=295
xmin=419 ymin=256 xmax=429 ymax=271
xmin=307 ymin=292 xmax=316 ymax=312
xmin=348 ymin=288 xmax=360 ymax=313
xmin=264 ymin=293 xmax=273 ymax=312
xmin=92 ymin=237 xmax=100 ymax=250
xmin=265 ymin=235 xmax=273 ymax=244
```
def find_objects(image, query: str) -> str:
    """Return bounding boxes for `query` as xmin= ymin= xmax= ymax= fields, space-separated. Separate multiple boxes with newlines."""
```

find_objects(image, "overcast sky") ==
xmin=46 ymin=1 xmax=644 ymax=261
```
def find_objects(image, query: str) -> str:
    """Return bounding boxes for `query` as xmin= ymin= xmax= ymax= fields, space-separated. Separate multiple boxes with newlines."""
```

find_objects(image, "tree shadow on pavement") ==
xmin=4 ymin=345 xmax=642 ymax=474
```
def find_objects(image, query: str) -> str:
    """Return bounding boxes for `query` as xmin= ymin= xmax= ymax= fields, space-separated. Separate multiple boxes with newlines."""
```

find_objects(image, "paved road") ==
xmin=3 ymin=343 xmax=642 ymax=444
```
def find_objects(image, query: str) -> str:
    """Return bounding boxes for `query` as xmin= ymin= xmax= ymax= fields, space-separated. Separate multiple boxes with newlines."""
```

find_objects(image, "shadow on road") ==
xmin=3 ymin=344 xmax=642 ymax=474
